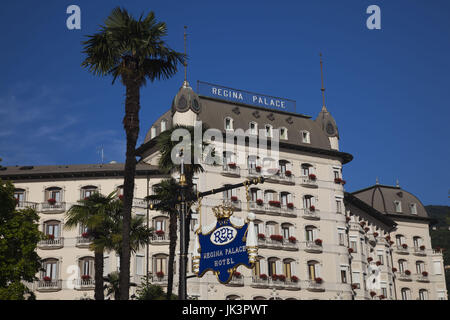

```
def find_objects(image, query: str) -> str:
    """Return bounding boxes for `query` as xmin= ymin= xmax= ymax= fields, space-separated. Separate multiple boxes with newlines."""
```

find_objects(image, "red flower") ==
xmin=422 ymin=271 xmax=428 ymax=277
xmin=155 ymin=230 xmax=165 ymax=236
xmin=376 ymin=261 xmax=382 ymax=266
xmin=288 ymin=236 xmax=296 ymax=243
xmin=256 ymin=199 xmax=264 ymax=205
xmin=404 ymin=270 xmax=411 ymax=275
xmin=287 ymin=202 xmax=294 ymax=209
xmin=314 ymin=239 xmax=323 ymax=246
xmin=389 ymin=241 xmax=394 ymax=245
xmin=402 ymin=243 xmax=408 ymax=249
xmin=277 ymin=274 xmax=286 ymax=281
xmin=285 ymin=170 xmax=292 ymax=177
xmin=47 ymin=234 xmax=55 ymax=240
xmin=270 ymin=234 xmax=283 ymax=242
xmin=309 ymin=205 xmax=316 ymax=212
xmin=81 ymin=232 xmax=89 ymax=238
xmin=373 ymin=232 xmax=379 ymax=237
xmin=271 ymin=274 xmax=278 ymax=281
xmin=420 ymin=245 xmax=425 ymax=250
xmin=269 ymin=200 xmax=281 ymax=207
xmin=291 ymin=275 xmax=299 ymax=282
xmin=385 ymin=235 xmax=391 ymax=241
xmin=47 ymin=198 xmax=56 ymax=205
xmin=81 ymin=274 xmax=91 ymax=280
xmin=257 ymin=233 xmax=266 ymax=240
xmin=259 ymin=274 xmax=268 ymax=280
xmin=156 ymin=271 xmax=164 ymax=278
xmin=370 ymin=291 xmax=377 ymax=297
xmin=43 ymin=276 xmax=51 ymax=282
xmin=341 ymin=180 xmax=346 ymax=185
xmin=230 ymin=196 xmax=238 ymax=202
xmin=360 ymin=221 xmax=366 ymax=227
xmin=314 ymin=277 xmax=323 ymax=284
xmin=228 ymin=162 xmax=236 ymax=168
xmin=348 ymin=248 xmax=354 ymax=253
xmin=351 ymin=283 xmax=358 ymax=290
xmin=364 ymin=227 xmax=370 ymax=232
xmin=118 ymin=195 xmax=124 ymax=201
xmin=309 ymin=173 xmax=317 ymax=180
xmin=379 ymin=294 xmax=386 ymax=300
xmin=367 ymin=257 xmax=373 ymax=262
xmin=392 ymin=267 xmax=397 ymax=272
xmin=334 ymin=177 xmax=342 ymax=184
xmin=255 ymin=166 xmax=261 ymax=172
xmin=233 ymin=271 xmax=242 ymax=278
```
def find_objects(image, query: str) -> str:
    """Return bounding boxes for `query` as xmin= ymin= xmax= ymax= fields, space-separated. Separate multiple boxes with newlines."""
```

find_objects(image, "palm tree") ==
xmin=65 ymin=191 xmax=117 ymax=300
xmin=104 ymin=271 xmax=120 ymax=300
xmin=81 ymin=7 xmax=184 ymax=299
xmin=156 ymin=124 xmax=208 ymax=297
xmin=146 ymin=178 xmax=179 ymax=299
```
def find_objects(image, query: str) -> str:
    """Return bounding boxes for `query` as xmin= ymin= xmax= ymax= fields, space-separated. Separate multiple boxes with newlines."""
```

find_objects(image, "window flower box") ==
xmin=309 ymin=205 xmax=316 ymax=212
xmin=348 ymin=248 xmax=354 ymax=254
xmin=420 ymin=245 xmax=425 ymax=251
xmin=118 ymin=195 xmax=124 ymax=201
xmin=402 ymin=244 xmax=408 ymax=249
xmin=47 ymin=198 xmax=56 ymax=205
xmin=376 ymin=261 xmax=382 ymax=266
xmin=43 ymin=276 xmax=51 ymax=282
xmin=392 ymin=267 xmax=397 ymax=272
xmin=277 ymin=274 xmax=286 ymax=281
xmin=259 ymin=274 xmax=268 ymax=280
xmin=291 ymin=276 xmax=299 ymax=282
xmin=257 ymin=233 xmax=266 ymax=240
xmin=287 ymin=202 xmax=294 ymax=209
xmin=314 ymin=277 xmax=323 ymax=284
xmin=81 ymin=232 xmax=89 ymax=238
xmin=314 ymin=239 xmax=323 ymax=246
xmin=155 ymin=230 xmax=165 ymax=236
xmin=255 ymin=166 xmax=261 ymax=172
xmin=47 ymin=234 xmax=55 ymax=240
xmin=288 ymin=236 xmax=297 ymax=243
xmin=285 ymin=170 xmax=292 ymax=177
xmin=421 ymin=271 xmax=428 ymax=277
xmin=81 ymin=274 xmax=91 ymax=281
xmin=230 ymin=196 xmax=238 ymax=202
xmin=334 ymin=177 xmax=342 ymax=184
xmin=367 ymin=257 xmax=373 ymax=262
xmin=308 ymin=173 xmax=317 ymax=180
xmin=256 ymin=199 xmax=264 ymax=206
xmin=404 ymin=270 xmax=411 ymax=276
xmin=227 ymin=162 xmax=237 ymax=169
xmin=364 ymin=227 xmax=370 ymax=232
xmin=370 ymin=291 xmax=377 ymax=298
xmin=270 ymin=234 xmax=283 ymax=242
xmin=233 ymin=271 xmax=242 ymax=278
xmin=269 ymin=200 xmax=281 ymax=207
xmin=379 ymin=294 xmax=386 ymax=300
xmin=373 ymin=232 xmax=379 ymax=237
xmin=156 ymin=271 xmax=164 ymax=278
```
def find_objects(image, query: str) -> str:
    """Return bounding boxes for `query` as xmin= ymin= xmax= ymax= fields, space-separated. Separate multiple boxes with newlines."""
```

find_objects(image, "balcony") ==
xmin=247 ymin=167 xmax=263 ymax=178
xmin=283 ymin=239 xmax=299 ymax=251
xmin=150 ymin=233 xmax=170 ymax=245
xmin=40 ymin=202 xmax=66 ymax=213
xmin=280 ymin=205 xmax=298 ymax=217
xmin=76 ymin=236 xmax=92 ymax=248
xmin=133 ymin=198 xmax=148 ymax=209
xmin=413 ymin=247 xmax=427 ymax=256
xmin=301 ymin=208 xmax=320 ymax=220
xmin=226 ymin=276 xmax=244 ymax=287
xmin=152 ymin=275 xmax=168 ymax=285
xmin=303 ymin=241 xmax=323 ymax=253
xmin=284 ymin=279 xmax=301 ymax=291
xmin=306 ymin=280 xmax=325 ymax=292
xmin=395 ymin=245 xmax=409 ymax=255
xmin=251 ymin=276 xmax=269 ymax=288
xmin=416 ymin=274 xmax=430 ymax=283
xmin=264 ymin=171 xmax=295 ymax=185
xmin=75 ymin=278 xmax=95 ymax=290
xmin=265 ymin=237 xmax=284 ymax=249
xmin=221 ymin=164 xmax=240 ymax=177
xmin=36 ymin=279 xmax=62 ymax=292
xmin=225 ymin=199 xmax=242 ymax=212
xmin=16 ymin=201 xmax=38 ymax=210
xmin=396 ymin=272 xmax=413 ymax=282
xmin=38 ymin=237 xmax=64 ymax=250
xmin=300 ymin=176 xmax=318 ymax=188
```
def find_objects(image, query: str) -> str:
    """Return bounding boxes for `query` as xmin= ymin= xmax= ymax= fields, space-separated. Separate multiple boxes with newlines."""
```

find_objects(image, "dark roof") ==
xmin=0 ymin=163 xmax=165 ymax=181
xmin=351 ymin=184 xmax=430 ymax=220
xmin=344 ymin=192 xmax=397 ymax=232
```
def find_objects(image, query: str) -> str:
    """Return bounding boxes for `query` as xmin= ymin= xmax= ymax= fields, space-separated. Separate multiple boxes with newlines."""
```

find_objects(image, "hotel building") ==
xmin=0 ymin=79 xmax=447 ymax=300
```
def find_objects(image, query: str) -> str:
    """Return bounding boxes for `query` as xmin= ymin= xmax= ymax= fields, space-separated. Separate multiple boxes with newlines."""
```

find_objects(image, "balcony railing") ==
xmin=265 ymin=237 xmax=284 ymax=249
xmin=152 ymin=275 xmax=168 ymax=285
xmin=75 ymin=278 xmax=95 ymax=290
xmin=38 ymin=237 xmax=64 ymax=249
xmin=413 ymin=247 xmax=427 ymax=256
xmin=303 ymin=241 xmax=323 ymax=253
xmin=300 ymin=176 xmax=318 ymax=188
xmin=76 ymin=236 xmax=92 ymax=248
xmin=280 ymin=205 xmax=297 ymax=217
xmin=283 ymin=239 xmax=299 ymax=251
xmin=301 ymin=208 xmax=320 ymax=220
xmin=396 ymin=272 xmax=412 ymax=281
xmin=40 ymin=202 xmax=66 ymax=213
xmin=395 ymin=245 xmax=409 ymax=255
xmin=16 ymin=201 xmax=38 ymax=210
xmin=247 ymin=167 xmax=262 ymax=177
xmin=133 ymin=198 xmax=148 ymax=209
xmin=36 ymin=279 xmax=62 ymax=291
xmin=151 ymin=234 xmax=170 ymax=244
xmin=250 ymin=276 xmax=269 ymax=288
xmin=222 ymin=164 xmax=241 ymax=177
xmin=306 ymin=280 xmax=325 ymax=292
xmin=416 ymin=274 xmax=430 ymax=283
xmin=224 ymin=199 xmax=242 ymax=211
xmin=277 ymin=173 xmax=295 ymax=185
xmin=226 ymin=276 xmax=244 ymax=287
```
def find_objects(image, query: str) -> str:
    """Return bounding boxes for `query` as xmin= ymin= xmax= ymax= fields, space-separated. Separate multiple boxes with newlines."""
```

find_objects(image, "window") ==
xmin=160 ymin=120 xmax=167 ymax=132
xmin=394 ymin=200 xmax=402 ymax=213
xmin=433 ymin=261 xmax=442 ymax=275
xmin=307 ymin=261 xmax=320 ymax=280
xmin=336 ymin=199 xmax=343 ymax=214
xmin=45 ymin=187 xmax=62 ymax=202
xmin=398 ymin=259 xmax=407 ymax=273
xmin=352 ymin=272 xmax=360 ymax=287
xmin=413 ymin=236 xmax=423 ymax=249
xmin=249 ymin=122 xmax=258 ymax=135
xmin=153 ymin=254 xmax=168 ymax=275
xmin=136 ymin=254 xmax=145 ymax=276
xmin=377 ymin=250 xmax=384 ymax=265
xmin=338 ymin=228 xmax=345 ymax=246
xmin=395 ymin=234 xmax=405 ymax=246
xmin=14 ymin=189 xmax=25 ymax=205
xmin=419 ymin=289 xmax=428 ymax=300
xmin=280 ymin=127 xmax=288 ymax=140
xmin=401 ymin=288 xmax=411 ymax=300
xmin=81 ymin=185 xmax=97 ymax=199
xmin=301 ymin=163 xmax=313 ymax=176
xmin=79 ymin=256 xmax=94 ymax=279
xmin=333 ymin=169 xmax=340 ymax=180
xmin=150 ymin=127 xmax=156 ymax=139
xmin=265 ymin=125 xmax=273 ymax=137
xmin=350 ymin=236 xmax=358 ymax=253
xmin=103 ymin=256 xmax=110 ymax=277
xmin=153 ymin=217 xmax=167 ymax=234
xmin=381 ymin=286 xmax=387 ymax=298
xmin=303 ymin=195 xmax=315 ymax=209
xmin=116 ymin=254 xmax=120 ymax=272
xmin=305 ymin=225 xmax=318 ymax=242
xmin=416 ymin=261 xmax=425 ymax=274
xmin=44 ymin=220 xmax=61 ymax=238
xmin=301 ymin=130 xmax=310 ymax=143
xmin=280 ymin=192 xmax=292 ymax=206
xmin=226 ymin=295 xmax=241 ymax=300
xmin=267 ymin=258 xmax=280 ymax=277
xmin=283 ymin=259 xmax=295 ymax=279
xmin=340 ymin=266 xmax=348 ymax=283
xmin=41 ymin=258 xmax=58 ymax=280
xmin=410 ymin=203 xmax=417 ymax=215
xmin=225 ymin=117 xmax=233 ymax=130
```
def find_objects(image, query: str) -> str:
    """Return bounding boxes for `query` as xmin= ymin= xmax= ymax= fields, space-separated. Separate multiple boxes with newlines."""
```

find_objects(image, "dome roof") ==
xmin=171 ymin=81 xmax=202 ymax=114
xmin=352 ymin=185 xmax=429 ymax=219
xmin=315 ymin=105 xmax=339 ymax=138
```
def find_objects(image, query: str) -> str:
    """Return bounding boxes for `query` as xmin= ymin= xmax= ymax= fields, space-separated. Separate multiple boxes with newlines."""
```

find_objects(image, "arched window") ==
xmin=416 ymin=261 xmax=425 ymax=274
xmin=253 ymin=256 xmax=266 ymax=277
xmin=303 ymin=195 xmax=316 ymax=209
xmin=253 ymin=296 xmax=267 ymax=300
xmin=153 ymin=253 xmax=169 ymax=276
xmin=280 ymin=192 xmax=292 ymax=207
xmin=265 ymin=124 xmax=273 ymax=137
xmin=226 ymin=295 xmax=241 ymax=300
xmin=249 ymin=121 xmax=258 ymax=135
xmin=279 ymin=160 xmax=291 ymax=175
xmin=267 ymin=257 xmax=281 ymax=276
xmin=264 ymin=190 xmax=277 ymax=204
xmin=283 ymin=258 xmax=296 ymax=279
xmin=81 ymin=185 xmax=98 ymax=199
xmin=409 ymin=203 xmax=418 ymax=215
xmin=394 ymin=200 xmax=402 ymax=213
xmin=281 ymin=223 xmax=294 ymax=239
xmin=254 ymin=219 xmax=264 ymax=236
xmin=160 ymin=119 xmax=167 ymax=132
xmin=14 ymin=188 xmax=26 ymax=205
xmin=79 ymin=256 xmax=94 ymax=278
xmin=419 ymin=289 xmax=428 ymax=300
xmin=413 ymin=236 xmax=423 ymax=249
xmin=280 ymin=127 xmax=288 ymax=140
xmin=43 ymin=220 xmax=61 ymax=238
xmin=401 ymin=288 xmax=411 ymax=300
xmin=305 ymin=225 xmax=318 ymax=242
xmin=41 ymin=258 xmax=59 ymax=280
xmin=45 ymin=187 xmax=62 ymax=203
xmin=300 ymin=130 xmax=310 ymax=143
xmin=265 ymin=221 xmax=278 ymax=237
xmin=250 ymin=187 xmax=262 ymax=202
xmin=307 ymin=260 xmax=320 ymax=280
xmin=153 ymin=216 xmax=168 ymax=238
xmin=398 ymin=259 xmax=407 ymax=273
xmin=301 ymin=163 xmax=314 ymax=177
xmin=247 ymin=155 xmax=260 ymax=173
xmin=395 ymin=234 xmax=406 ymax=246
xmin=225 ymin=117 xmax=234 ymax=130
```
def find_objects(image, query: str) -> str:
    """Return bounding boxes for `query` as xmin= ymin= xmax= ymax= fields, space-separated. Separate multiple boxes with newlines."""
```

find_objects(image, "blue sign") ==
xmin=192 ymin=209 xmax=258 ymax=284
xmin=197 ymin=81 xmax=296 ymax=113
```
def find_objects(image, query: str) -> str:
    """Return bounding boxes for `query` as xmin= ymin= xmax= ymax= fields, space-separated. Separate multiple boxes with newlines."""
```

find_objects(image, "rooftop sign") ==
xmin=197 ymin=81 xmax=296 ymax=113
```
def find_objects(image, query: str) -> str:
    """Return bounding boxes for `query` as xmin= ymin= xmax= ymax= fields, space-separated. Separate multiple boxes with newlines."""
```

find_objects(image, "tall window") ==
xmin=265 ymin=125 xmax=273 ymax=137
xmin=249 ymin=122 xmax=258 ymax=135
xmin=350 ymin=236 xmax=357 ymax=252
xmin=225 ymin=117 xmax=233 ymax=130
xmin=281 ymin=224 xmax=292 ymax=239
xmin=398 ymin=259 xmax=407 ymax=273
xmin=394 ymin=200 xmax=402 ymax=213
xmin=44 ymin=220 xmax=61 ymax=238
xmin=401 ymin=288 xmax=411 ymax=300
xmin=416 ymin=261 xmax=425 ymax=274
xmin=377 ymin=250 xmax=384 ymax=265
xmin=153 ymin=254 xmax=168 ymax=275
xmin=396 ymin=234 xmax=405 ymax=246
xmin=150 ymin=127 xmax=156 ymax=139
xmin=336 ymin=199 xmax=343 ymax=214
xmin=280 ymin=127 xmax=288 ymax=140
xmin=303 ymin=195 xmax=315 ymax=209
xmin=410 ymin=203 xmax=417 ymax=215
xmin=42 ymin=259 xmax=58 ymax=280
xmin=45 ymin=187 xmax=62 ymax=202
xmin=79 ymin=257 xmax=94 ymax=277
xmin=280 ymin=192 xmax=292 ymax=206
xmin=338 ymin=229 xmax=345 ymax=246
xmin=153 ymin=217 xmax=167 ymax=233
xmin=305 ymin=226 xmax=318 ymax=242
xmin=14 ymin=189 xmax=25 ymax=204
xmin=301 ymin=163 xmax=313 ymax=176
xmin=136 ymin=254 xmax=145 ymax=276
xmin=283 ymin=259 xmax=295 ymax=279
xmin=301 ymin=130 xmax=310 ymax=143
xmin=81 ymin=185 xmax=97 ymax=199
xmin=307 ymin=261 xmax=320 ymax=280
xmin=160 ymin=120 xmax=167 ymax=132
xmin=419 ymin=289 xmax=428 ymax=300
xmin=413 ymin=236 xmax=423 ymax=249
xmin=340 ymin=267 xmax=348 ymax=283
xmin=267 ymin=257 xmax=279 ymax=276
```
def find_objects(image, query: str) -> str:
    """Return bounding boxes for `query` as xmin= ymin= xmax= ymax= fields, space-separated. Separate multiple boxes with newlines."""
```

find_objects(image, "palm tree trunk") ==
xmin=120 ymin=76 xmax=141 ymax=300
xmin=94 ymin=251 xmax=104 ymax=300
xmin=166 ymin=212 xmax=178 ymax=299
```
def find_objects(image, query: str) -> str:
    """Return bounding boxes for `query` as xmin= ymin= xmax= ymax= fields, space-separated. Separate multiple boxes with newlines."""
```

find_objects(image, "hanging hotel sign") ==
xmin=192 ymin=203 xmax=258 ymax=284
xmin=197 ymin=80 xmax=296 ymax=113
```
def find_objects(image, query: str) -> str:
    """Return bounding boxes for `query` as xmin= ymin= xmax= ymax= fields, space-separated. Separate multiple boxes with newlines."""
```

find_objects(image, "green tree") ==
xmin=104 ymin=271 xmax=121 ymax=300
xmin=0 ymin=179 xmax=41 ymax=300
xmin=147 ymin=178 xmax=180 ymax=299
xmin=81 ymin=7 xmax=184 ymax=299
xmin=135 ymin=275 xmax=177 ymax=300
xmin=65 ymin=191 xmax=117 ymax=300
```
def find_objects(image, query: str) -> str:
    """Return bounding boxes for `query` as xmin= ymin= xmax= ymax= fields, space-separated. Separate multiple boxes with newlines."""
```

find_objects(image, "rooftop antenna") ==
xmin=183 ymin=26 xmax=189 ymax=88
xmin=319 ymin=53 xmax=327 ymax=109
xmin=97 ymin=146 xmax=104 ymax=165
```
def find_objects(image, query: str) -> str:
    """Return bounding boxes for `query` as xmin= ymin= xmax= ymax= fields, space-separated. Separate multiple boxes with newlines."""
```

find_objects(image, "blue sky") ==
xmin=0 ymin=0 xmax=449 ymax=205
